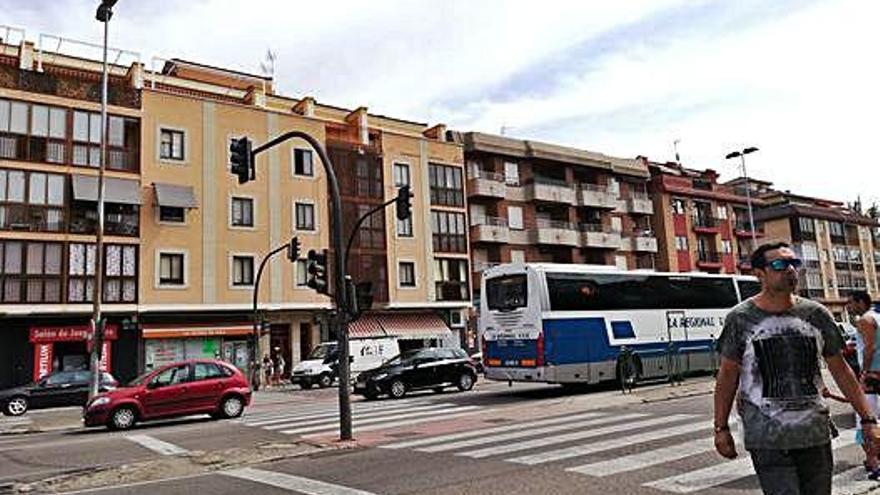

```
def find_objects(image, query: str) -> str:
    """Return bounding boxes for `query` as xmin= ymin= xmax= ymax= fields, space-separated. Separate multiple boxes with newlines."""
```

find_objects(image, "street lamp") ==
xmin=88 ymin=0 xmax=118 ymax=400
xmin=725 ymin=146 xmax=759 ymax=253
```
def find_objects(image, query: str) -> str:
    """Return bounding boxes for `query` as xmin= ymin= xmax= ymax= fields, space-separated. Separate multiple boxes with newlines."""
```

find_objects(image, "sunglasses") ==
xmin=765 ymin=258 xmax=803 ymax=271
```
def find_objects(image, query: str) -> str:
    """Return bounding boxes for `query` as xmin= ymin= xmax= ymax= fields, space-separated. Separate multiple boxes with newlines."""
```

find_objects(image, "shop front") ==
xmin=141 ymin=323 xmax=253 ymax=374
xmin=29 ymin=324 xmax=118 ymax=381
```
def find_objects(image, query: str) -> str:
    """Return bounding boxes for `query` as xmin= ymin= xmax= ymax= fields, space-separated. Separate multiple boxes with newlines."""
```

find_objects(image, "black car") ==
xmin=0 ymin=370 xmax=118 ymax=416
xmin=354 ymin=348 xmax=477 ymax=400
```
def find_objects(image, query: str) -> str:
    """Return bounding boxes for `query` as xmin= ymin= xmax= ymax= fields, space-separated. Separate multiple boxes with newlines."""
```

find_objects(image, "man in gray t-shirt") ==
xmin=714 ymin=242 xmax=877 ymax=495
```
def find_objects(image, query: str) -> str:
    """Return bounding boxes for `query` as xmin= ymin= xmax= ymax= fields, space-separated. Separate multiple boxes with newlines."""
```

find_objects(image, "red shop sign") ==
xmin=29 ymin=324 xmax=119 ymax=343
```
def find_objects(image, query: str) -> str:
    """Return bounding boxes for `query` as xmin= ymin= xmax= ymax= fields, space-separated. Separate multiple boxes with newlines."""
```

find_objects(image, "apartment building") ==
xmin=647 ymin=161 xmax=764 ymax=274
xmin=452 ymin=132 xmax=656 ymax=303
xmin=0 ymin=30 xmax=468 ymax=388
xmin=0 ymin=31 xmax=143 ymax=388
xmin=754 ymin=191 xmax=880 ymax=318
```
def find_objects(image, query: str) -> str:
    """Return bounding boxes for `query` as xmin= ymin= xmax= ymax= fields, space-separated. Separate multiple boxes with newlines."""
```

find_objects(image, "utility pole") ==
xmin=89 ymin=0 xmax=118 ymax=400
xmin=725 ymin=147 xmax=760 ymax=253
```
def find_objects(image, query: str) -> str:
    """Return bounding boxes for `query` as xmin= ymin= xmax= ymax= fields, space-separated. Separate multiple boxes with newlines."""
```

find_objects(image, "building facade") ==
xmin=754 ymin=191 xmax=880 ymax=318
xmin=0 ymin=31 xmax=469 ymax=388
xmin=453 ymin=132 xmax=657 ymax=303
xmin=647 ymin=161 xmax=764 ymax=275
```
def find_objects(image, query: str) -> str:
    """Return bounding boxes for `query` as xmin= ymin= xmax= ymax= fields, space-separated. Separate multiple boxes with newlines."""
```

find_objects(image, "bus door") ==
xmin=665 ymin=311 xmax=688 ymax=375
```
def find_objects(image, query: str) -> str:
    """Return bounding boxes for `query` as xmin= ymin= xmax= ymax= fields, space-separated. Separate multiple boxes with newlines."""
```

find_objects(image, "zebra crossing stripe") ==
xmin=643 ymin=430 xmax=856 ymax=493
xmin=569 ymin=437 xmax=715 ymax=476
xmin=418 ymin=413 xmax=645 ymax=453
xmin=302 ymin=409 xmax=485 ymax=438
xmin=260 ymin=403 xmax=456 ymax=429
xmin=279 ymin=406 xmax=480 ymax=436
xmin=244 ymin=397 xmax=433 ymax=424
xmin=380 ymin=411 xmax=609 ymax=450
xmin=830 ymin=465 xmax=879 ymax=495
xmin=459 ymin=414 xmax=697 ymax=459
xmin=510 ymin=419 xmax=707 ymax=465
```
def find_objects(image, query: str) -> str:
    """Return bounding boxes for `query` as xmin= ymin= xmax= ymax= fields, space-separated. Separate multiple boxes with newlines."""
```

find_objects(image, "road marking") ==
xmin=262 ymin=403 xmax=458 ymax=430
xmin=418 ymin=413 xmax=640 ymax=453
xmin=570 ymin=437 xmax=715 ymax=476
xmin=643 ymin=430 xmax=855 ymax=493
xmin=280 ymin=405 xmax=479 ymax=435
xmin=831 ymin=465 xmax=878 ymax=495
xmin=302 ymin=409 xmax=485 ymax=438
xmin=223 ymin=467 xmax=377 ymax=495
xmin=243 ymin=397 xmax=434 ymax=424
xmin=381 ymin=411 xmax=608 ymax=450
xmin=459 ymin=414 xmax=698 ymax=459
xmin=126 ymin=434 xmax=189 ymax=456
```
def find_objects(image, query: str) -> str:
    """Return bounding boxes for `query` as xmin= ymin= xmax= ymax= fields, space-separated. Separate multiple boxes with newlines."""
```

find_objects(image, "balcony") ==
xmin=531 ymin=219 xmax=579 ymax=246
xmin=696 ymin=251 xmax=724 ymax=269
xmin=467 ymin=170 xmax=506 ymax=199
xmin=621 ymin=230 xmax=658 ymax=253
xmin=70 ymin=205 xmax=139 ymax=237
xmin=579 ymin=223 xmax=622 ymax=249
xmin=0 ymin=204 xmax=65 ymax=232
xmin=470 ymin=217 xmax=509 ymax=243
xmin=734 ymin=221 xmax=764 ymax=238
xmin=621 ymin=193 xmax=654 ymax=215
xmin=577 ymin=183 xmax=619 ymax=210
xmin=692 ymin=215 xmax=720 ymax=234
xmin=525 ymin=177 xmax=576 ymax=204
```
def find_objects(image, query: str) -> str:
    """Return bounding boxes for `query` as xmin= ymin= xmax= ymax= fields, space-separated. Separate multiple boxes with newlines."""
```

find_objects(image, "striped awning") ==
xmin=347 ymin=312 xmax=453 ymax=339
xmin=348 ymin=316 xmax=387 ymax=339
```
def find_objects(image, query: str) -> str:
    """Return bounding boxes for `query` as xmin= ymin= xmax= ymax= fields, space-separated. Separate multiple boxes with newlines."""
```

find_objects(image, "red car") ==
xmin=83 ymin=359 xmax=251 ymax=430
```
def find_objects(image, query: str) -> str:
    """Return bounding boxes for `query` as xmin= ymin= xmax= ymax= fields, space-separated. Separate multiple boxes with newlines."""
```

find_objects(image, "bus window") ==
xmin=737 ymin=279 xmax=761 ymax=300
xmin=486 ymin=275 xmax=528 ymax=311
xmin=665 ymin=277 xmax=738 ymax=309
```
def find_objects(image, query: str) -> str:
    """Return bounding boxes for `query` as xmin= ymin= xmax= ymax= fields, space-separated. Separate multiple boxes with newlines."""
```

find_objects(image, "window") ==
xmin=193 ymin=362 xmax=225 ymax=381
xmin=231 ymin=197 xmax=254 ymax=227
xmin=508 ymin=206 xmax=524 ymax=230
xmin=397 ymin=215 xmax=413 ymax=237
xmin=103 ymin=244 xmax=137 ymax=302
xmin=717 ymin=206 xmax=728 ymax=220
xmin=676 ymin=236 xmax=689 ymax=251
xmin=151 ymin=364 xmax=190 ymax=388
xmin=431 ymin=210 xmax=467 ymax=253
xmin=0 ymin=99 xmax=66 ymax=163
xmin=801 ymin=243 xmax=819 ymax=261
xmin=546 ymin=273 xmax=738 ymax=311
xmin=159 ymin=206 xmax=185 ymax=223
xmin=504 ymin=162 xmax=520 ymax=186
xmin=353 ymin=203 xmax=386 ymax=249
xmin=295 ymin=202 xmax=316 ymax=231
xmin=0 ymin=169 xmax=64 ymax=232
xmin=159 ymin=253 xmax=185 ymax=286
xmin=73 ymin=111 xmax=139 ymax=171
xmin=295 ymin=259 xmax=308 ymax=287
xmin=486 ymin=274 xmax=527 ymax=311
xmin=429 ymin=163 xmax=464 ymax=206
xmin=721 ymin=240 xmax=732 ymax=254
xmin=393 ymin=163 xmax=411 ymax=188
xmin=510 ymin=250 xmax=526 ymax=264
xmin=434 ymin=258 xmax=469 ymax=301
xmin=293 ymin=148 xmax=313 ymax=176
xmin=799 ymin=217 xmax=815 ymax=233
xmin=0 ymin=241 xmax=62 ymax=303
xmin=829 ymin=221 xmax=845 ymax=238
xmin=159 ymin=129 xmax=185 ymax=161
xmin=232 ymin=255 xmax=254 ymax=286
xmin=671 ymin=198 xmax=687 ymax=215
xmin=399 ymin=262 xmax=416 ymax=287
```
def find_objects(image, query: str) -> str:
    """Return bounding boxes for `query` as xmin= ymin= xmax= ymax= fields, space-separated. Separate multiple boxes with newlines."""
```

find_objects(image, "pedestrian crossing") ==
xmin=380 ymin=410 xmax=870 ymax=494
xmin=240 ymin=396 xmax=482 ymax=438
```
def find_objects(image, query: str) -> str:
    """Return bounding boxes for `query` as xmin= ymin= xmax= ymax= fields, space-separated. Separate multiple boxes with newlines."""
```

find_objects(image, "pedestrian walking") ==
xmin=713 ymin=242 xmax=879 ymax=494
xmin=273 ymin=349 xmax=285 ymax=386
xmin=850 ymin=291 xmax=880 ymax=474
xmin=262 ymin=354 xmax=272 ymax=388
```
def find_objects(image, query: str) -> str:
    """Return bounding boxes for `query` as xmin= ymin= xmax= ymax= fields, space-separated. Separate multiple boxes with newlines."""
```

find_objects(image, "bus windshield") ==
xmin=486 ymin=274 xmax=528 ymax=311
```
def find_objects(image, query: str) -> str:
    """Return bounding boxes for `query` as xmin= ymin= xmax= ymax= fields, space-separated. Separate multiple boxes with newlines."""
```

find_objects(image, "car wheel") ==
xmin=317 ymin=374 xmax=333 ymax=388
xmin=4 ymin=396 xmax=28 ymax=416
xmin=432 ymin=387 xmax=445 ymax=394
xmin=219 ymin=395 xmax=245 ymax=419
xmin=108 ymin=406 xmax=137 ymax=431
xmin=388 ymin=379 xmax=407 ymax=399
xmin=457 ymin=373 xmax=475 ymax=392
xmin=300 ymin=381 xmax=313 ymax=390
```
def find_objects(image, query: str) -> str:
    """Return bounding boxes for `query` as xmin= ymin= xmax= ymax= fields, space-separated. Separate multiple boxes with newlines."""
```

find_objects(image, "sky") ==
xmin=2 ymin=0 xmax=878 ymax=208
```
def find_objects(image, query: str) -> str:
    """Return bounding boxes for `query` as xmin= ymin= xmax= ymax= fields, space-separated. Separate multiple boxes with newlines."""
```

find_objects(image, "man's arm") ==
xmin=859 ymin=316 xmax=876 ymax=372
xmin=826 ymin=353 xmax=874 ymax=420
xmin=714 ymin=356 xmax=740 ymax=459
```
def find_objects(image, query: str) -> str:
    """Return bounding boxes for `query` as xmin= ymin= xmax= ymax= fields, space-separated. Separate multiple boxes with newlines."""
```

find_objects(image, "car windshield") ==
xmin=382 ymin=350 xmax=422 ymax=367
xmin=127 ymin=370 xmax=154 ymax=387
xmin=308 ymin=344 xmax=336 ymax=360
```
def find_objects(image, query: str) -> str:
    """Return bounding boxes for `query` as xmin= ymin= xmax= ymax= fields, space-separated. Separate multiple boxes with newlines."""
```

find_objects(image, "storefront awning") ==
xmin=154 ymin=183 xmax=198 ymax=209
xmin=72 ymin=175 xmax=142 ymax=205
xmin=377 ymin=313 xmax=452 ymax=339
xmin=142 ymin=323 xmax=253 ymax=339
xmin=348 ymin=316 xmax=387 ymax=339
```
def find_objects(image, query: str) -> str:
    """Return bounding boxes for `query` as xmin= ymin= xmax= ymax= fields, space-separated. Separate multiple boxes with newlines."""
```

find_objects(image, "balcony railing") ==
xmin=577 ymin=183 xmax=619 ymax=209
xmin=697 ymin=251 xmax=723 ymax=263
xmin=470 ymin=217 xmax=509 ymax=243
xmin=537 ymin=219 xmax=577 ymax=230
xmin=525 ymin=177 xmax=576 ymax=204
xmin=530 ymin=176 xmax=570 ymax=187
xmin=693 ymin=215 xmax=718 ymax=229
xmin=469 ymin=169 xmax=505 ymax=182
xmin=472 ymin=216 xmax=508 ymax=227
xmin=472 ymin=261 xmax=501 ymax=273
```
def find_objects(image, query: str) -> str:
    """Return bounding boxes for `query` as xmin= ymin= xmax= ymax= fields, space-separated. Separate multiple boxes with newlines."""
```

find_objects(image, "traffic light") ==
xmin=287 ymin=236 xmax=301 ymax=262
xmin=306 ymin=249 xmax=329 ymax=294
xmin=229 ymin=136 xmax=254 ymax=184
xmin=395 ymin=185 xmax=412 ymax=221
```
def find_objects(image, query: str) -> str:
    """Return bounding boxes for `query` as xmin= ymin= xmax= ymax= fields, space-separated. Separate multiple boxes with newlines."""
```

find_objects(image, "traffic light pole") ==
xmin=250 ymin=242 xmax=291 ymax=391
xmin=248 ymin=132 xmax=352 ymax=441
xmin=343 ymin=196 xmax=399 ymax=270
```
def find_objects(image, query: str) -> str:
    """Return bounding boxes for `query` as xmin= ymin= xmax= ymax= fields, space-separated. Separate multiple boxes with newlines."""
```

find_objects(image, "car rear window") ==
xmin=193 ymin=362 xmax=226 ymax=381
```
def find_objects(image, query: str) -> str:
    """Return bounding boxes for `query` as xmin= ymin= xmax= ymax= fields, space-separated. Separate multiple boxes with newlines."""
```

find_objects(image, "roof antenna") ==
xmin=673 ymin=139 xmax=681 ymax=165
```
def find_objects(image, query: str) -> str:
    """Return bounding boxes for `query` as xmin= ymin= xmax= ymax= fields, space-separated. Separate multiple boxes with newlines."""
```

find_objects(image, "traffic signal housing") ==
xmin=306 ymin=249 xmax=329 ymax=295
xmin=229 ymin=136 xmax=254 ymax=184
xmin=395 ymin=185 xmax=412 ymax=221
xmin=287 ymin=236 xmax=301 ymax=262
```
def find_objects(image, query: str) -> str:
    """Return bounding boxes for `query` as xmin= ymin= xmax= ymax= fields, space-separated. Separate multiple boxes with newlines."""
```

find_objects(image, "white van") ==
xmin=290 ymin=337 xmax=400 ymax=389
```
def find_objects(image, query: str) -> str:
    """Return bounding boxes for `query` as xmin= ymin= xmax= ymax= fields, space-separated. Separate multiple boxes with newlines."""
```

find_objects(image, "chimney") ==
xmin=423 ymin=124 xmax=447 ymax=142
xmin=292 ymin=97 xmax=316 ymax=117
xmin=244 ymin=85 xmax=266 ymax=108
xmin=345 ymin=107 xmax=369 ymax=145
xmin=18 ymin=40 xmax=34 ymax=71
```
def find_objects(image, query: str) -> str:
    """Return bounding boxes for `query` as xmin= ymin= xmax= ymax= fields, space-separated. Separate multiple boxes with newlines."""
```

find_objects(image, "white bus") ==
xmin=479 ymin=263 xmax=760 ymax=386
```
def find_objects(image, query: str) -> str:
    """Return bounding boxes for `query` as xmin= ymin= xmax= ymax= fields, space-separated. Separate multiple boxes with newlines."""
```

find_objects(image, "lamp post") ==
xmin=88 ymin=0 xmax=118 ymax=400
xmin=725 ymin=146 xmax=759 ymax=252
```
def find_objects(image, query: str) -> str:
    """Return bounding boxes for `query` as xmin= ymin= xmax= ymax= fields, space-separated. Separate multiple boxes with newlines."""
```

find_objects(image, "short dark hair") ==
xmin=851 ymin=290 xmax=872 ymax=306
xmin=750 ymin=242 xmax=791 ymax=269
